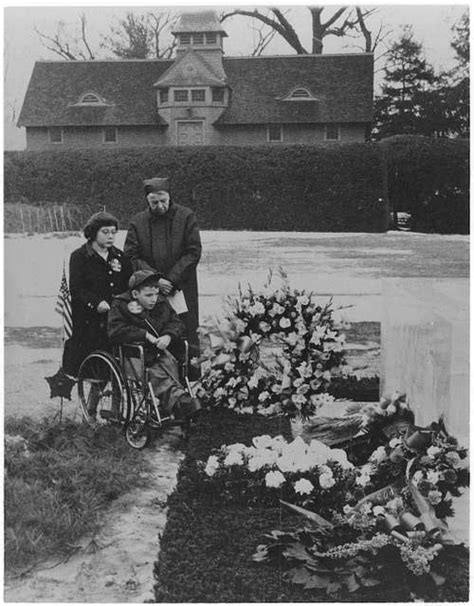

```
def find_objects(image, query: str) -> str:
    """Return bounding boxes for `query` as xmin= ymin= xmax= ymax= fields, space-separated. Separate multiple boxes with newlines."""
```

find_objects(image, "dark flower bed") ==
xmin=153 ymin=409 xmax=469 ymax=602
xmin=328 ymin=375 xmax=380 ymax=401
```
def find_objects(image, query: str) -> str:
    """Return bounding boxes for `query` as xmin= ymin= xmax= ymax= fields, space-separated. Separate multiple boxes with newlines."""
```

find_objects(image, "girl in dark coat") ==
xmin=62 ymin=211 xmax=132 ymax=378
xmin=124 ymin=177 xmax=202 ymax=376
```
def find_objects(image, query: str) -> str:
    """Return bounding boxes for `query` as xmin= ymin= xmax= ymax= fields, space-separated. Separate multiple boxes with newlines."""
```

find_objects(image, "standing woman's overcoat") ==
xmin=62 ymin=243 xmax=132 ymax=376
xmin=124 ymin=202 xmax=202 ymax=355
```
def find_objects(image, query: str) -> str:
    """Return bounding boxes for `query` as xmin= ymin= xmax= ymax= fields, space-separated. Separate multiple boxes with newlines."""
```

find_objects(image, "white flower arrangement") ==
xmin=202 ymin=433 xmax=354 ymax=503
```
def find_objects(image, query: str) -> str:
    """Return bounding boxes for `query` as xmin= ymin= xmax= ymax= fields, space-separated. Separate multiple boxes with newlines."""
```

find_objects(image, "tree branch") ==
xmin=34 ymin=25 xmax=78 ymax=60
xmin=320 ymin=6 xmax=348 ymax=29
xmin=80 ymin=13 xmax=95 ymax=59
xmin=221 ymin=8 xmax=308 ymax=53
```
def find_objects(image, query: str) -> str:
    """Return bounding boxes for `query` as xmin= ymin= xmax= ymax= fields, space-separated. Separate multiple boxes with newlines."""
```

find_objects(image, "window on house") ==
xmin=325 ymin=123 xmax=341 ymax=141
xmin=80 ymin=93 xmax=101 ymax=104
xmin=159 ymin=89 xmax=169 ymax=104
xmin=174 ymin=90 xmax=189 ymax=102
xmin=290 ymin=88 xmax=311 ymax=99
xmin=104 ymin=126 xmax=117 ymax=143
xmin=193 ymin=33 xmax=204 ymax=45
xmin=212 ymin=87 xmax=224 ymax=102
xmin=268 ymin=125 xmax=283 ymax=142
xmin=49 ymin=127 xmax=63 ymax=144
xmin=180 ymin=33 xmax=191 ymax=45
xmin=191 ymin=89 xmax=205 ymax=102
xmin=205 ymin=32 xmax=217 ymax=44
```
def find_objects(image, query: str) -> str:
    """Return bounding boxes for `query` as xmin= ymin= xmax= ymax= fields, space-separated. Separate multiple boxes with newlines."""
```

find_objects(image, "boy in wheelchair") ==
xmin=108 ymin=269 xmax=200 ymax=422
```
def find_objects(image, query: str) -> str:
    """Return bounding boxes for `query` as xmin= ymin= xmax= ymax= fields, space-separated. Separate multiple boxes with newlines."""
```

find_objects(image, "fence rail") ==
xmin=4 ymin=203 xmax=88 ymax=234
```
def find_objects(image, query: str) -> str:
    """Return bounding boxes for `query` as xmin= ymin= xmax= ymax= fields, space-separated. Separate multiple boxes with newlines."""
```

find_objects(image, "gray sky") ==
xmin=4 ymin=4 xmax=467 ymax=149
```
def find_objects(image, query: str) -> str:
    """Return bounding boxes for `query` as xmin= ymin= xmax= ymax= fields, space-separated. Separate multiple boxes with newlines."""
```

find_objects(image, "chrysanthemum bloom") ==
xmin=265 ymin=470 xmax=286 ymax=489
xmin=294 ymin=478 xmax=314 ymax=495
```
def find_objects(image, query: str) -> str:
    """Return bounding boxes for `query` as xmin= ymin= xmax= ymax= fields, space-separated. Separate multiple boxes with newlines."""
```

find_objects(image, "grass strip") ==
xmin=4 ymin=416 xmax=149 ymax=574
xmin=154 ymin=409 xmax=469 ymax=602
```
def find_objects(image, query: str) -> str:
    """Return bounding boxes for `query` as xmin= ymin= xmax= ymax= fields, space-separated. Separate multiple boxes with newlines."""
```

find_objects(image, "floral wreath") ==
xmin=196 ymin=269 xmax=349 ymax=418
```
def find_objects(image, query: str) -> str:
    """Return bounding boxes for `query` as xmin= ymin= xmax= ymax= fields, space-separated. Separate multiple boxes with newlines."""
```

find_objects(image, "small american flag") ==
xmin=55 ymin=265 xmax=73 ymax=340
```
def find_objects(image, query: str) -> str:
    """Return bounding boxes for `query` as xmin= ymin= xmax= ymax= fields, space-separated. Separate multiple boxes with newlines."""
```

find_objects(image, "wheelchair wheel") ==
xmin=124 ymin=412 xmax=150 ymax=449
xmin=78 ymin=351 xmax=129 ymax=427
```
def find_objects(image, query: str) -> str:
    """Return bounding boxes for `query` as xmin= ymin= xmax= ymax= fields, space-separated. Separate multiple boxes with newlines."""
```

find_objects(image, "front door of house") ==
xmin=177 ymin=121 xmax=204 ymax=146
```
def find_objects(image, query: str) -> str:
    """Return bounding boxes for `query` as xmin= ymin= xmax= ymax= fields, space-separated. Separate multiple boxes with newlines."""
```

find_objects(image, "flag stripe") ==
xmin=56 ymin=267 xmax=73 ymax=340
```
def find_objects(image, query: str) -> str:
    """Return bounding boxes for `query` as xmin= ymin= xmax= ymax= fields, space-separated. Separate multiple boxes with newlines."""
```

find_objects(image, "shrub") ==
xmin=4 ymin=145 xmax=389 ymax=232
xmin=380 ymin=138 xmax=469 ymax=234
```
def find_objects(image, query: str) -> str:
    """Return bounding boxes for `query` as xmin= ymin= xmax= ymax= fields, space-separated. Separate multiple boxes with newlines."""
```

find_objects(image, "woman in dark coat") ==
xmin=124 ymin=177 xmax=202 ymax=375
xmin=62 ymin=211 xmax=132 ymax=378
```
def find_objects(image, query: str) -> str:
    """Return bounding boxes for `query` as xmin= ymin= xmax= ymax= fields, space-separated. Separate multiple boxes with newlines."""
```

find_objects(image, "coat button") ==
xmin=110 ymin=282 xmax=114 ymax=286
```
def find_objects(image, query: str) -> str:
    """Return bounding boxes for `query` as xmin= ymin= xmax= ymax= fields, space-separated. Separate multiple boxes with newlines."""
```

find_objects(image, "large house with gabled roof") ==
xmin=18 ymin=10 xmax=373 ymax=150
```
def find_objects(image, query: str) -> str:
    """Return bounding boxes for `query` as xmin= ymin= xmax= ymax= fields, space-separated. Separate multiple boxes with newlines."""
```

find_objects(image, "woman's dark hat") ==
xmin=83 ymin=211 xmax=119 ymax=241
xmin=144 ymin=177 xmax=169 ymax=195
xmin=128 ymin=269 xmax=161 ymax=290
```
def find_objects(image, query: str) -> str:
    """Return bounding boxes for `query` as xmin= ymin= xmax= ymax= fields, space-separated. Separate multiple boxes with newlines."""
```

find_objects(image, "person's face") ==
xmin=133 ymin=285 xmax=159 ymax=310
xmin=147 ymin=191 xmax=170 ymax=215
xmin=94 ymin=225 xmax=117 ymax=248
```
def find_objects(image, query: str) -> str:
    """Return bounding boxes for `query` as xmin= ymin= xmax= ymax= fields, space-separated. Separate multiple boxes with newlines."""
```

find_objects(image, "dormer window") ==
xmin=193 ymin=33 xmax=204 ymax=45
xmin=180 ymin=33 xmax=191 ymax=45
xmin=279 ymin=87 xmax=318 ymax=102
xmin=159 ymin=89 xmax=169 ymax=104
xmin=78 ymin=92 xmax=102 ymax=105
xmin=206 ymin=32 xmax=217 ymax=44
xmin=291 ymin=89 xmax=311 ymax=99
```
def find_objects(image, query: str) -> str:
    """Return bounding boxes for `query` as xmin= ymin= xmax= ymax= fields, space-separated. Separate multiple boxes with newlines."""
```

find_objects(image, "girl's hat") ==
xmin=83 ymin=211 xmax=119 ymax=241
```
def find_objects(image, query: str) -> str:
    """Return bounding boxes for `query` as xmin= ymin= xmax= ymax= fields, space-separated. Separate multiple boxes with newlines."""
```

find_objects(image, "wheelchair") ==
xmin=77 ymin=340 xmax=195 ymax=449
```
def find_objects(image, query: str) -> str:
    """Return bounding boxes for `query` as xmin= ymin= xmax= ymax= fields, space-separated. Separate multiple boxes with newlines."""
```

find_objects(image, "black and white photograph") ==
xmin=3 ymin=3 xmax=469 ymax=602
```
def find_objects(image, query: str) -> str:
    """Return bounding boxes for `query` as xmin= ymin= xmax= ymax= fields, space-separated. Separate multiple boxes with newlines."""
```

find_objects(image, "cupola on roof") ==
xmin=172 ymin=10 xmax=227 ymax=36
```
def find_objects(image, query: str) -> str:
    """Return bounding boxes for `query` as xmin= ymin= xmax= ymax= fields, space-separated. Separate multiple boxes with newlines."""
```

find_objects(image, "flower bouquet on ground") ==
xmin=197 ymin=400 xmax=468 ymax=598
xmin=252 ymin=413 xmax=468 ymax=597
xmin=195 ymin=268 xmax=351 ymax=418
xmin=305 ymin=391 xmax=415 ymax=465
xmin=200 ymin=434 xmax=355 ymax=514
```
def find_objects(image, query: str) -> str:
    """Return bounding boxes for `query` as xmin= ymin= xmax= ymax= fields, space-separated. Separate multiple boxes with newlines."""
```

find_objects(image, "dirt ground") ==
xmin=4 ymin=431 xmax=185 ymax=603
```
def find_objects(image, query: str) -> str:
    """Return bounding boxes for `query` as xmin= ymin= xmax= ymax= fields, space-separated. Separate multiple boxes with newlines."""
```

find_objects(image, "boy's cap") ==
xmin=128 ymin=270 xmax=160 ymax=290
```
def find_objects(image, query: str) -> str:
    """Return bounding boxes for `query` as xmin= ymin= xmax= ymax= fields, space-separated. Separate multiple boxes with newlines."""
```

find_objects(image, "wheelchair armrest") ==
xmin=119 ymin=343 xmax=146 ymax=384
xmin=120 ymin=343 xmax=145 ymax=358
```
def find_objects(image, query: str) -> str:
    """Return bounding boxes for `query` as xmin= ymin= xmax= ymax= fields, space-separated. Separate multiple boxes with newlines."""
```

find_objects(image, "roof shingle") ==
xmin=217 ymin=54 xmax=373 ymax=124
xmin=18 ymin=53 xmax=373 ymax=128
xmin=18 ymin=60 xmax=172 ymax=127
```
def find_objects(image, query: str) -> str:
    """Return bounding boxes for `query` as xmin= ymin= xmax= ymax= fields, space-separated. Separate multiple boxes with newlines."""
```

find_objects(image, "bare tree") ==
xmin=101 ymin=11 xmax=178 ymax=59
xmin=148 ymin=12 xmax=178 ymax=58
xmin=221 ymin=6 xmax=385 ymax=55
xmin=221 ymin=8 xmax=308 ymax=53
xmin=250 ymin=21 xmax=278 ymax=56
xmin=35 ymin=13 xmax=96 ymax=60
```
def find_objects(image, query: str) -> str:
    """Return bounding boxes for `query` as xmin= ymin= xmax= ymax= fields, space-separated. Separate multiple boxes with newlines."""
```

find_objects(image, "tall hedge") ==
xmin=4 ymin=145 xmax=389 ymax=232
xmin=380 ymin=137 xmax=469 ymax=234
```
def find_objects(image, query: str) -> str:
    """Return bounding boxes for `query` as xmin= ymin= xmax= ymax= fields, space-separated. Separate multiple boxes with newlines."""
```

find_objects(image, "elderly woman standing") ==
xmin=124 ymin=177 xmax=202 ymax=377
xmin=62 ymin=211 xmax=132 ymax=379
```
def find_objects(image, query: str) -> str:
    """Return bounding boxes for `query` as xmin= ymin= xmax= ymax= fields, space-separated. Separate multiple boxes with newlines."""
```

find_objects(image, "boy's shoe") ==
xmin=174 ymin=394 xmax=199 ymax=422
xmin=99 ymin=410 xmax=121 ymax=423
